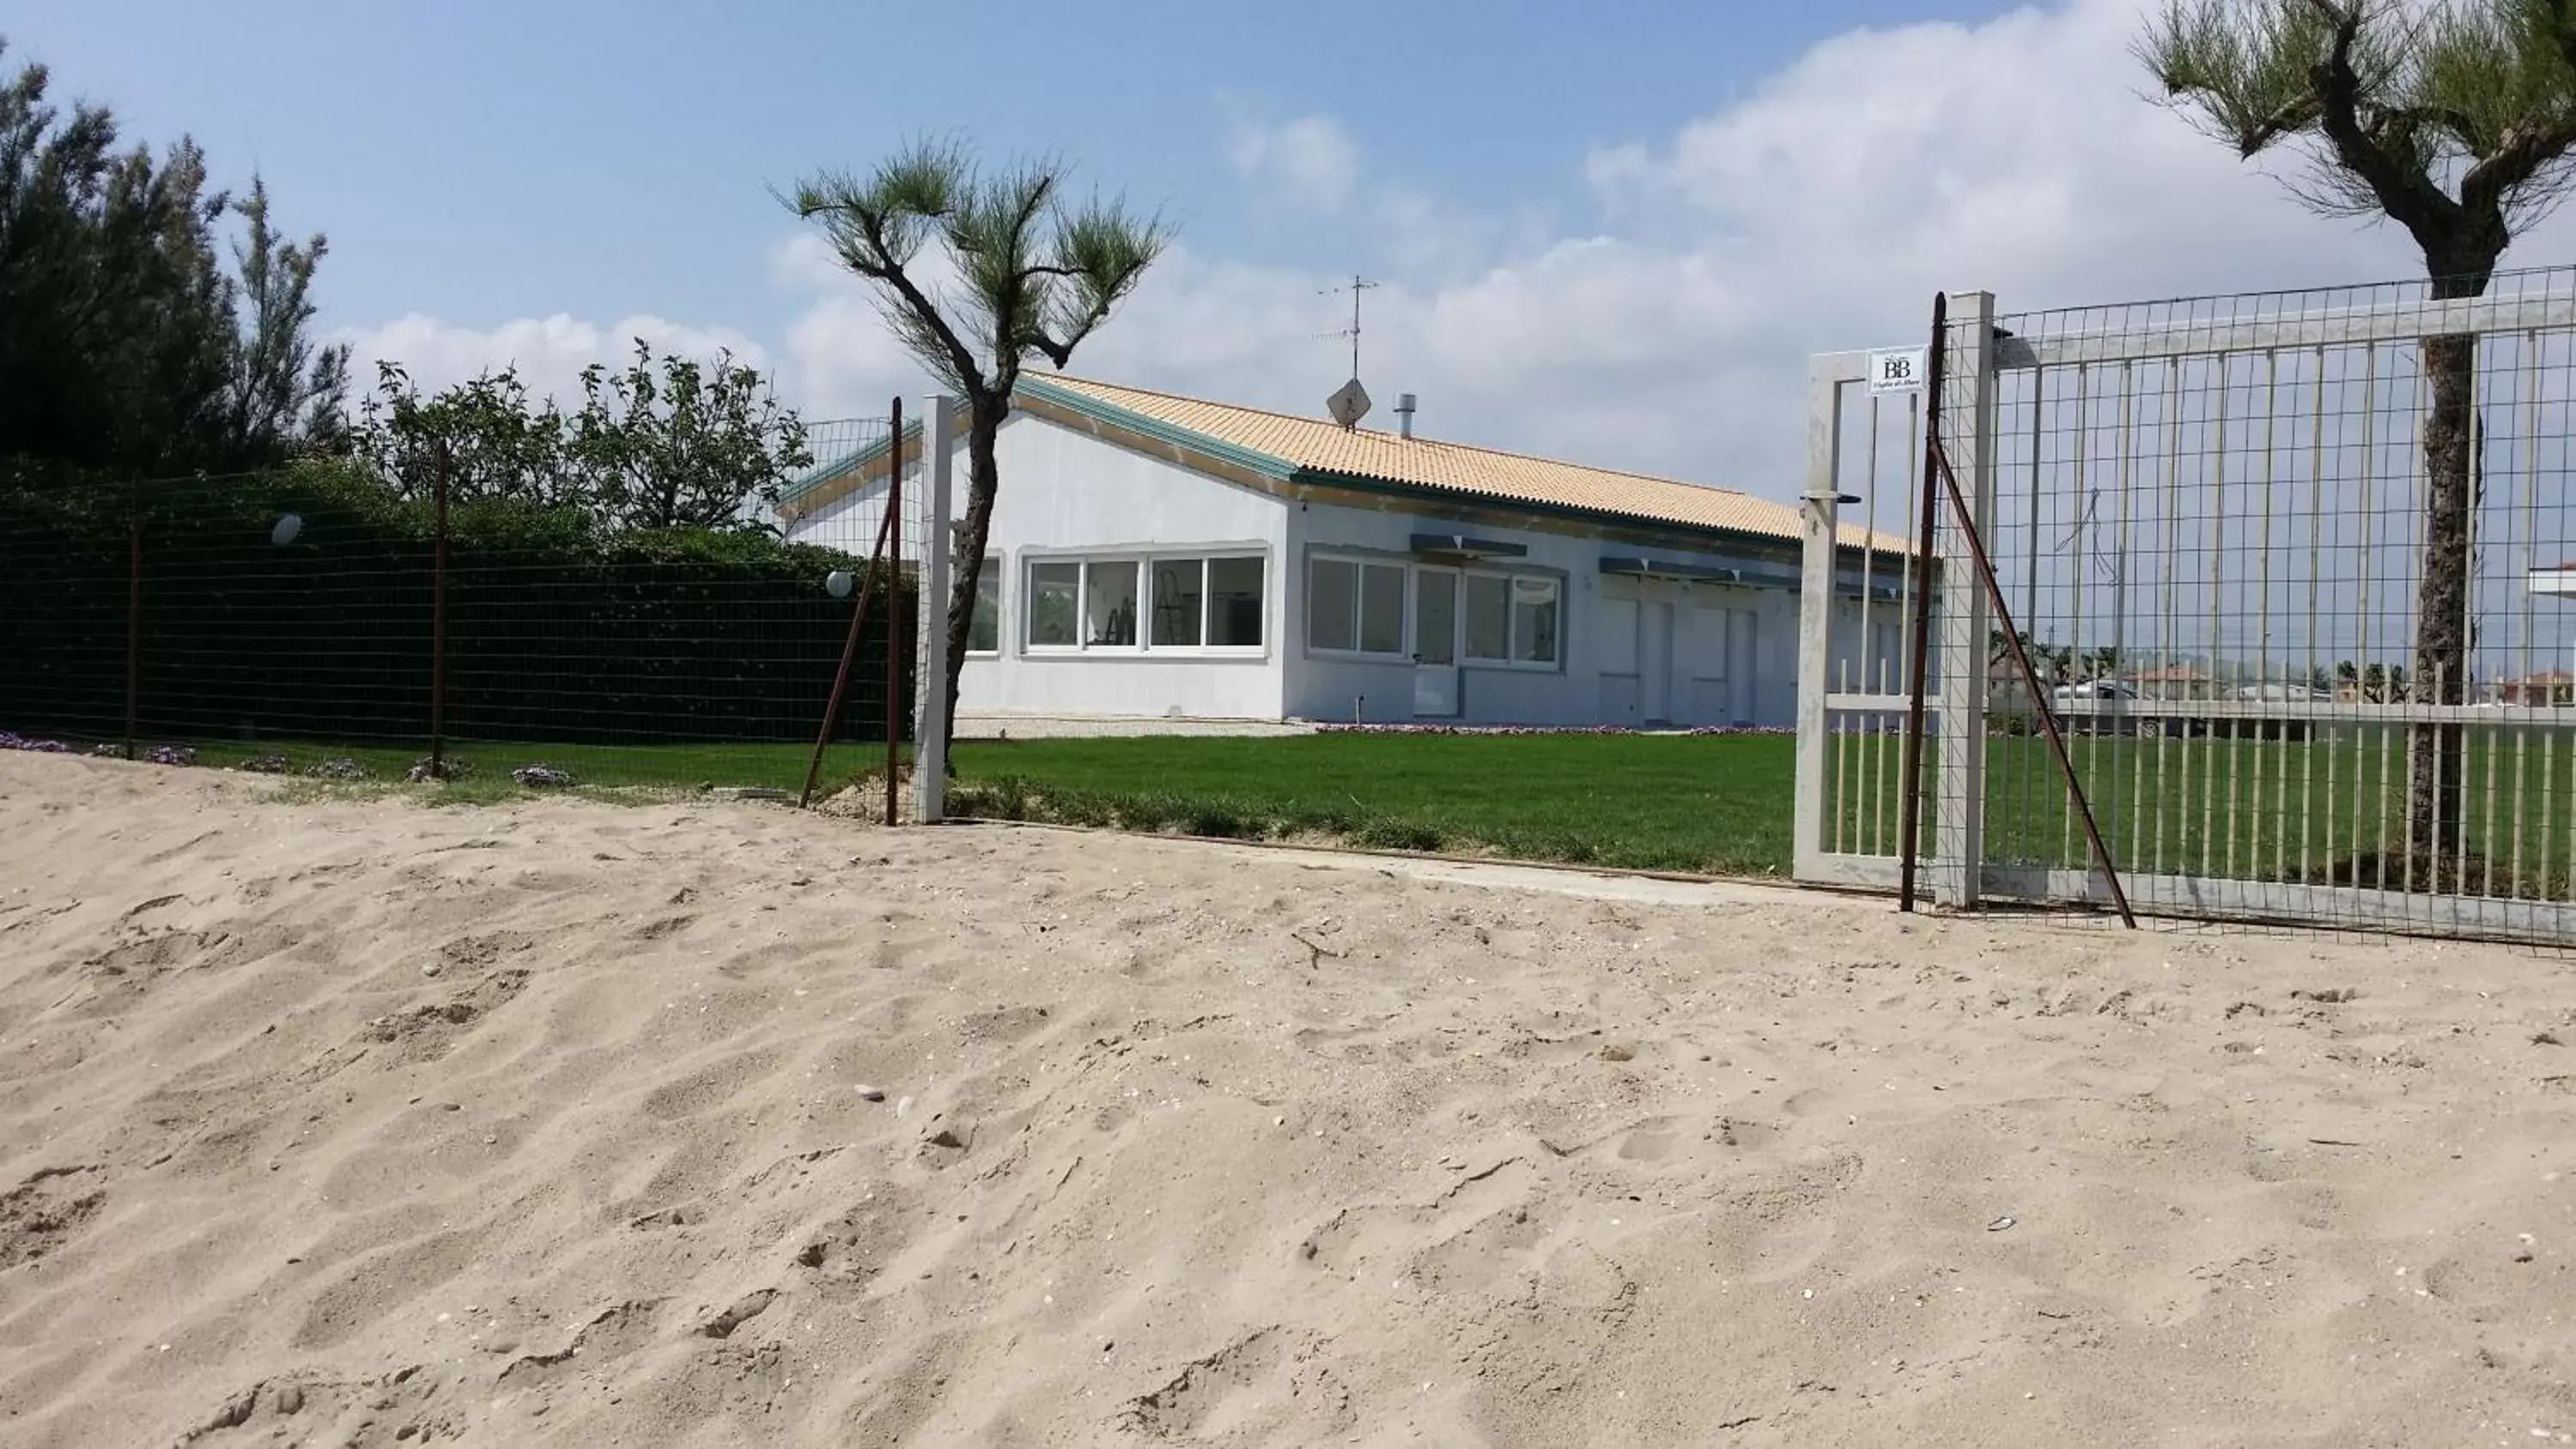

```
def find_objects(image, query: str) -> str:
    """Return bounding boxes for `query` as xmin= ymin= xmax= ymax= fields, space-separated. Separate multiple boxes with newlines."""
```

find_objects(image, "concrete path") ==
xmin=965 ymin=819 xmax=1892 ymax=911
xmin=954 ymin=712 xmax=1316 ymax=740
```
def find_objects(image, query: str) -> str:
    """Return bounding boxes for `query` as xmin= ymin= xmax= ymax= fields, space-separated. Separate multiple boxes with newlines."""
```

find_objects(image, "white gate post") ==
xmin=912 ymin=394 xmax=957 ymax=822
xmin=1934 ymin=291 xmax=1998 ymax=907
xmin=1792 ymin=358 xmax=1844 ymax=880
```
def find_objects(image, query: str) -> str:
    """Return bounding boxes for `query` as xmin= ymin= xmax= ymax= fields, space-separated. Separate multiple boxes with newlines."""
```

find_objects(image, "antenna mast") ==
xmin=1317 ymin=273 xmax=1381 ymax=430
xmin=1321 ymin=274 xmax=1379 ymax=380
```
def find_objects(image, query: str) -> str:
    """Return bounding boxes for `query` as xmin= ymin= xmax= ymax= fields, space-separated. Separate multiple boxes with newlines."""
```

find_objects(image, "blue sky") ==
xmin=11 ymin=1 xmax=2001 ymax=335
xmin=5 ymin=0 xmax=2519 ymax=494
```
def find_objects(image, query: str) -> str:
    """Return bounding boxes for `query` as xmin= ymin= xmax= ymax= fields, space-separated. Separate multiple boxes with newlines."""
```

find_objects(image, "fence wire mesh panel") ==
xmin=0 ymin=411 xmax=932 ymax=806
xmin=1968 ymin=268 xmax=2576 ymax=942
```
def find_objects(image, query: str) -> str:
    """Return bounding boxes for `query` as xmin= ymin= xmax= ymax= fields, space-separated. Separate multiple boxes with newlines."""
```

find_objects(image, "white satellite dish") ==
xmin=1326 ymin=377 xmax=1371 ymax=429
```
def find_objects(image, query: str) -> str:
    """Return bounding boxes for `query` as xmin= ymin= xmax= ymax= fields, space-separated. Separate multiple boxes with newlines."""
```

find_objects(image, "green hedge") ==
xmin=0 ymin=462 xmax=915 ymax=747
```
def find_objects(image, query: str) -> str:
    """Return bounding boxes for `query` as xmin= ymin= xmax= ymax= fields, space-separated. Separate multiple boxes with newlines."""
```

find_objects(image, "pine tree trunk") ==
xmin=2409 ymin=318 xmax=2480 ymax=875
xmin=939 ymin=402 xmax=1005 ymax=767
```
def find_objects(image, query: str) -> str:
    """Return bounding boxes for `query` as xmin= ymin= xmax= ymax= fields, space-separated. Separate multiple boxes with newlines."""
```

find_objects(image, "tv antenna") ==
xmin=1319 ymin=274 xmax=1379 ymax=381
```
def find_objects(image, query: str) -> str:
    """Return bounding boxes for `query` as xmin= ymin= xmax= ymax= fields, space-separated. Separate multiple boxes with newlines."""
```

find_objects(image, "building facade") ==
xmin=781 ymin=375 xmax=1910 ymax=730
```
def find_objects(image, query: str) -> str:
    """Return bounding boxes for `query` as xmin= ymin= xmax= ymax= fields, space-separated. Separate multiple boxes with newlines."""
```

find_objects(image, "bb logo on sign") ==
xmin=1868 ymin=347 xmax=1928 ymax=395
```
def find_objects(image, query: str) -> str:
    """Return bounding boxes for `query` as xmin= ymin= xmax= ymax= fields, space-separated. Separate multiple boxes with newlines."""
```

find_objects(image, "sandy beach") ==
xmin=1 ymin=751 xmax=2572 ymax=1446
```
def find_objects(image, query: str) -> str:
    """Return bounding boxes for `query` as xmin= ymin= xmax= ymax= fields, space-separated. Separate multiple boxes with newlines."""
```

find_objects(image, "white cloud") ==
xmin=1224 ymin=110 xmax=1361 ymax=215
xmin=1577 ymin=0 xmax=2396 ymax=318
xmin=334 ymin=312 xmax=773 ymax=409
xmin=769 ymin=233 xmax=965 ymax=422
xmin=999 ymin=0 xmax=2570 ymax=497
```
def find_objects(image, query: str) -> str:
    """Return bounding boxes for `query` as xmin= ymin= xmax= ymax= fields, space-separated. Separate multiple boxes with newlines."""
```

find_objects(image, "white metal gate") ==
xmin=1795 ymin=272 xmax=2576 ymax=943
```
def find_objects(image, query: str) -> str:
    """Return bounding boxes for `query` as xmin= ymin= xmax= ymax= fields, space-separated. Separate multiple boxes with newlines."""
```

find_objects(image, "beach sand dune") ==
xmin=1 ymin=752 xmax=2571 ymax=1446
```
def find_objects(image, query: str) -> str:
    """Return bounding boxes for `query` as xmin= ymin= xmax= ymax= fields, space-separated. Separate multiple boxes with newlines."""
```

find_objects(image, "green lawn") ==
xmin=55 ymin=728 xmax=1801 ymax=872
xmin=46 ymin=719 xmax=2576 ymax=896
xmin=84 ymin=730 xmax=1795 ymax=874
xmin=1829 ymin=724 xmax=2576 ymax=898
xmin=945 ymin=733 xmax=1799 ymax=876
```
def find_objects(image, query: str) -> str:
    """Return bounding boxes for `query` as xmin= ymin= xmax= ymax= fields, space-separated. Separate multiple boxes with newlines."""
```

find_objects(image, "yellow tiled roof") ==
xmin=1028 ymin=373 xmax=1909 ymax=555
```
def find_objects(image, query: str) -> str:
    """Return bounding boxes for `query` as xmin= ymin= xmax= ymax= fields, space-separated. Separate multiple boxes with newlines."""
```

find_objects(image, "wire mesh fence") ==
xmin=0 ymin=409 xmax=932 ymax=809
xmin=1982 ymin=270 xmax=2576 ymax=936
xmin=1805 ymin=267 xmax=2576 ymax=943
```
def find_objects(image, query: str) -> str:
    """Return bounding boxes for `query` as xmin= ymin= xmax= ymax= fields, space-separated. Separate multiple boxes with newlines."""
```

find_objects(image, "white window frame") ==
xmin=1461 ymin=565 xmax=1563 ymax=672
xmin=1304 ymin=551 xmax=1564 ymax=672
xmin=1192 ymin=554 xmax=1270 ymax=652
xmin=1023 ymin=557 xmax=1087 ymax=652
xmin=1081 ymin=557 xmax=1145 ymax=652
xmin=1018 ymin=548 xmax=1268 ymax=659
xmin=1307 ymin=553 xmax=1413 ymax=662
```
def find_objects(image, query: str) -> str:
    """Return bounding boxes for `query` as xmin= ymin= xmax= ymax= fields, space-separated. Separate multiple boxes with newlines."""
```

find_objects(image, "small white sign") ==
xmin=1868 ymin=346 xmax=1929 ymax=395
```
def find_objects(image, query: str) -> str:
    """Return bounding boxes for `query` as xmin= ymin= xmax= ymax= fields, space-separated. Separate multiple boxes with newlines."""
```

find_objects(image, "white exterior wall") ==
xmin=1590 ymin=575 xmax=1801 ymax=728
xmin=1284 ymin=500 xmax=1872 ymax=729
xmin=951 ymin=417 xmax=1290 ymax=720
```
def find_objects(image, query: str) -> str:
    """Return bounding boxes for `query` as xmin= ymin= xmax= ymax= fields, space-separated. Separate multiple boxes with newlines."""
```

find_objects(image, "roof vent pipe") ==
xmin=1395 ymin=392 xmax=1418 ymax=440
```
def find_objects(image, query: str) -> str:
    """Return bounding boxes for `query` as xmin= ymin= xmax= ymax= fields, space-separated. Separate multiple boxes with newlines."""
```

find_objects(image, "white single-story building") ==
xmin=778 ymin=374 xmax=1909 ymax=729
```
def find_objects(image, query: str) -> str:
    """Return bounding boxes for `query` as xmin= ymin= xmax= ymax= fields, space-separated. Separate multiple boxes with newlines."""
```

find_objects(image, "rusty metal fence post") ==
xmin=1925 ymin=426 xmax=2138 ymax=928
xmin=1897 ymin=294 xmax=1949 ymax=911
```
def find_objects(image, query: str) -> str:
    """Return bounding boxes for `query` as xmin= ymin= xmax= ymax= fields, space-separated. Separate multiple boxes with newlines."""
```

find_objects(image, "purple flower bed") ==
xmin=512 ymin=764 xmax=577 ymax=790
xmin=1310 ymin=722 xmax=1794 ymax=737
xmin=0 ymin=731 xmax=71 ymax=753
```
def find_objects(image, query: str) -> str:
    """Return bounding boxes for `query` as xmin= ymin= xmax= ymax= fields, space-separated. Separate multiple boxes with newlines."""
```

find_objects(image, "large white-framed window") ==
xmin=967 ymin=556 xmax=1002 ymax=655
xmin=1462 ymin=570 xmax=1560 ymax=668
xmin=1508 ymin=575 xmax=1561 ymax=665
xmin=1308 ymin=555 xmax=1412 ymax=659
xmin=1084 ymin=560 xmax=1140 ymax=648
xmin=1151 ymin=558 xmax=1206 ymax=647
xmin=1021 ymin=550 xmax=1266 ymax=656
xmin=1207 ymin=557 xmax=1266 ymax=647
xmin=1307 ymin=552 xmax=1564 ymax=669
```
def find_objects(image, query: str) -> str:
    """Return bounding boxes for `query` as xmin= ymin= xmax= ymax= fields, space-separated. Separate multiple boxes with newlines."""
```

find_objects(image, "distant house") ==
xmin=2528 ymin=561 xmax=2576 ymax=598
xmin=1986 ymin=652 xmax=2056 ymax=713
xmin=2497 ymin=670 xmax=2575 ymax=706
xmin=775 ymin=373 xmax=1911 ymax=729
xmin=2130 ymin=664 xmax=2215 ymax=700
